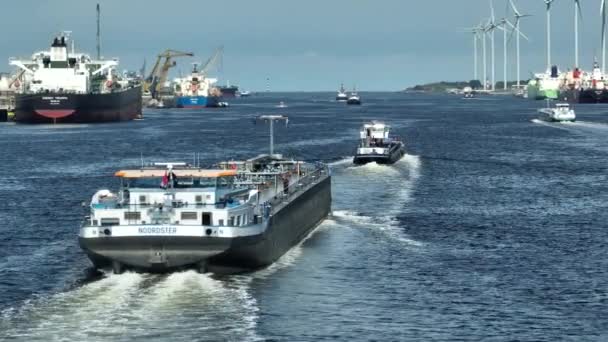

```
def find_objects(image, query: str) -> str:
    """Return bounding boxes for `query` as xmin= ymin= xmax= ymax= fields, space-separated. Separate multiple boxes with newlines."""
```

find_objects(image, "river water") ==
xmin=1 ymin=93 xmax=607 ymax=341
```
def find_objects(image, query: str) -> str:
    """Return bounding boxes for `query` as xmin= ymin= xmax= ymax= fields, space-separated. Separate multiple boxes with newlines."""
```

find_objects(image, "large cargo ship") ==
xmin=78 ymin=115 xmax=331 ymax=274
xmin=558 ymin=62 xmax=608 ymax=103
xmin=526 ymin=66 xmax=561 ymax=100
xmin=9 ymin=34 xmax=142 ymax=124
xmin=218 ymin=81 xmax=239 ymax=98
xmin=174 ymin=63 xmax=221 ymax=108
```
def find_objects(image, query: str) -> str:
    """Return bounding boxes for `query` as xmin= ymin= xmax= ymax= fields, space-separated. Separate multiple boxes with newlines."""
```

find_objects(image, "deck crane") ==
xmin=144 ymin=49 xmax=193 ymax=99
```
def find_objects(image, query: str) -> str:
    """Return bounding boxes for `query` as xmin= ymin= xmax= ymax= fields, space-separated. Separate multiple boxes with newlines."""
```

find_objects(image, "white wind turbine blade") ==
xmin=510 ymin=0 xmax=521 ymax=17
xmin=575 ymin=0 xmax=584 ymax=23
xmin=506 ymin=19 xmax=530 ymax=41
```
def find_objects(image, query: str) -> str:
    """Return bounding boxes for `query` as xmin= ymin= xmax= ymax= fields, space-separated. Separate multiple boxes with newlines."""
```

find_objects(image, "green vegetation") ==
xmin=406 ymin=80 xmax=527 ymax=92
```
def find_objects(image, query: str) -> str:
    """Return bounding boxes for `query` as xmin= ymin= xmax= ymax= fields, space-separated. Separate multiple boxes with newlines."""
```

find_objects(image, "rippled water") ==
xmin=1 ymin=93 xmax=608 ymax=341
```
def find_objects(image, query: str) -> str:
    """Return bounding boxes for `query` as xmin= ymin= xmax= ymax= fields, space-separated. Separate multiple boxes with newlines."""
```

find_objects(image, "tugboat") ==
xmin=537 ymin=101 xmax=576 ymax=122
xmin=353 ymin=121 xmax=405 ymax=165
xmin=174 ymin=63 xmax=221 ymax=108
xmin=346 ymin=88 xmax=361 ymax=105
xmin=336 ymin=84 xmax=348 ymax=102
xmin=9 ymin=33 xmax=142 ymax=123
xmin=78 ymin=115 xmax=331 ymax=274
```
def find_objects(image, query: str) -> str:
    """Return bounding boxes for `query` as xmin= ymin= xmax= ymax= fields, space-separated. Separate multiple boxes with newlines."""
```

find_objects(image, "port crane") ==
xmin=199 ymin=46 xmax=223 ymax=76
xmin=144 ymin=49 xmax=193 ymax=99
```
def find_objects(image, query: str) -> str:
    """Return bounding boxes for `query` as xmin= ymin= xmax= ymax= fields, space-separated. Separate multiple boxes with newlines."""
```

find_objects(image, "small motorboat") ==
xmin=276 ymin=101 xmax=288 ymax=108
xmin=239 ymin=90 xmax=251 ymax=97
xmin=462 ymin=86 xmax=475 ymax=99
xmin=537 ymin=101 xmax=576 ymax=122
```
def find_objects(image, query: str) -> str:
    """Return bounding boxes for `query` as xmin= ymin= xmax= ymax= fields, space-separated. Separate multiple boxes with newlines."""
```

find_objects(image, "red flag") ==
xmin=161 ymin=171 xmax=169 ymax=188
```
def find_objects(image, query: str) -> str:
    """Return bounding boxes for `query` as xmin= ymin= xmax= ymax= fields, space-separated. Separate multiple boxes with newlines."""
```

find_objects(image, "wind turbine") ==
xmin=497 ymin=18 xmax=514 ymax=90
xmin=489 ymin=0 xmax=497 ymax=91
xmin=574 ymin=0 xmax=583 ymax=68
xmin=509 ymin=0 xmax=531 ymax=88
xmin=465 ymin=26 xmax=481 ymax=82
xmin=544 ymin=0 xmax=556 ymax=71
xmin=602 ymin=0 xmax=606 ymax=73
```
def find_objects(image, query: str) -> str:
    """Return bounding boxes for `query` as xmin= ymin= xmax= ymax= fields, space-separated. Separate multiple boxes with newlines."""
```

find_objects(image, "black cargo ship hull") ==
xmin=218 ymin=85 xmax=239 ymax=98
xmin=559 ymin=88 xmax=608 ymax=104
xmin=14 ymin=86 xmax=142 ymax=123
xmin=79 ymin=175 xmax=331 ymax=274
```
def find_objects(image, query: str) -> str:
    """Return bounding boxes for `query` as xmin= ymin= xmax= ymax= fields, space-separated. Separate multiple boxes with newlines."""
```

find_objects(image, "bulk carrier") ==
xmin=79 ymin=115 xmax=332 ymax=274
xmin=174 ymin=63 xmax=221 ymax=108
xmin=9 ymin=33 xmax=142 ymax=124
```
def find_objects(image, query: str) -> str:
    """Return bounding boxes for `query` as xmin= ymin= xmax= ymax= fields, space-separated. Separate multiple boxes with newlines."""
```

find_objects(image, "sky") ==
xmin=0 ymin=0 xmax=606 ymax=91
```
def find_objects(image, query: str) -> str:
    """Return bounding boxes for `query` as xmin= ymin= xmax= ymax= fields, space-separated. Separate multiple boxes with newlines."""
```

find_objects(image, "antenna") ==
xmin=96 ymin=3 xmax=101 ymax=60
xmin=140 ymin=152 xmax=144 ymax=169
xmin=256 ymin=115 xmax=288 ymax=156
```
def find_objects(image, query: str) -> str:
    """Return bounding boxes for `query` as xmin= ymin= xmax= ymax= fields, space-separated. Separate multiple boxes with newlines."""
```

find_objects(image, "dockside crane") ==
xmin=200 ymin=46 xmax=224 ymax=76
xmin=144 ymin=49 xmax=193 ymax=99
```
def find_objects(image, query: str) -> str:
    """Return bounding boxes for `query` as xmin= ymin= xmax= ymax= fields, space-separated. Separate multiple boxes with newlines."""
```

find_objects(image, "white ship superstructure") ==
xmin=9 ymin=34 xmax=118 ymax=94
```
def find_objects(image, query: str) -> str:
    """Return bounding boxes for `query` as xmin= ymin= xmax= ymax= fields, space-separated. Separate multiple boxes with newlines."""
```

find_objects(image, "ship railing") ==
xmin=266 ymin=164 xmax=329 ymax=211
xmin=92 ymin=200 xmax=247 ymax=211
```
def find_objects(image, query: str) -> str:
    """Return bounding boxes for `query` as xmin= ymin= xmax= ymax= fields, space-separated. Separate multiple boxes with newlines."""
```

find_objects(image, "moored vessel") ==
xmin=174 ymin=63 xmax=221 ymax=108
xmin=353 ymin=121 xmax=405 ymax=165
xmin=527 ymin=66 xmax=561 ymax=100
xmin=9 ymin=33 xmax=142 ymax=124
xmin=218 ymin=81 xmax=239 ymax=98
xmin=78 ymin=115 xmax=332 ymax=274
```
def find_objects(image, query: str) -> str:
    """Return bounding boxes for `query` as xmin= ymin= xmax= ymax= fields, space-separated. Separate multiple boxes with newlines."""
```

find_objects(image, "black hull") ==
xmin=353 ymin=145 xmax=405 ymax=165
xmin=210 ymin=176 xmax=331 ymax=271
xmin=219 ymin=86 xmax=238 ymax=98
xmin=14 ymin=86 xmax=142 ymax=124
xmin=559 ymin=88 xmax=608 ymax=104
xmin=346 ymin=100 xmax=361 ymax=105
xmin=79 ymin=175 xmax=332 ymax=274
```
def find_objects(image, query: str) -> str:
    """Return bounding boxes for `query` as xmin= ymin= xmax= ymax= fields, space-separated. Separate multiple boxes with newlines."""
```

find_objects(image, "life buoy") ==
xmin=230 ymin=163 xmax=237 ymax=170
xmin=13 ymin=80 xmax=20 ymax=88
xmin=105 ymin=80 xmax=113 ymax=88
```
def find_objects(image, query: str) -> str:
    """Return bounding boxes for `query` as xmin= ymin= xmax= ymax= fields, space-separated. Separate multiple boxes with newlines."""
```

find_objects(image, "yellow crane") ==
xmin=144 ymin=49 xmax=193 ymax=99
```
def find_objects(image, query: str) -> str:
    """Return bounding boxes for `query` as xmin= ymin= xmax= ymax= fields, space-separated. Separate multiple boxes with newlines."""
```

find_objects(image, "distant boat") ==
xmin=239 ymin=90 xmax=251 ymax=97
xmin=462 ymin=86 xmax=475 ymax=99
xmin=276 ymin=101 xmax=288 ymax=108
xmin=537 ymin=101 xmax=576 ymax=122
xmin=346 ymin=88 xmax=361 ymax=105
xmin=336 ymin=84 xmax=348 ymax=102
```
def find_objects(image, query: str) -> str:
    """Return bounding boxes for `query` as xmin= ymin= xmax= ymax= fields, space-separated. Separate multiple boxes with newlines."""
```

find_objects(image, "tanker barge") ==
xmin=78 ymin=115 xmax=331 ymax=274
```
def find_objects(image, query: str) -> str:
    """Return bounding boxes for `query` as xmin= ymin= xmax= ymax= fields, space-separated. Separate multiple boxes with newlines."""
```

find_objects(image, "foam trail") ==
xmin=330 ymin=154 xmax=423 ymax=247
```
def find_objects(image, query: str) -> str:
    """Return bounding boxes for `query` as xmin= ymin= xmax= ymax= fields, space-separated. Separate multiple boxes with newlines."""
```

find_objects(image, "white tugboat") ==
xmin=353 ymin=121 xmax=405 ymax=165
xmin=79 ymin=115 xmax=331 ymax=274
xmin=336 ymin=83 xmax=348 ymax=102
xmin=346 ymin=88 xmax=361 ymax=105
xmin=537 ymin=101 xmax=576 ymax=122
